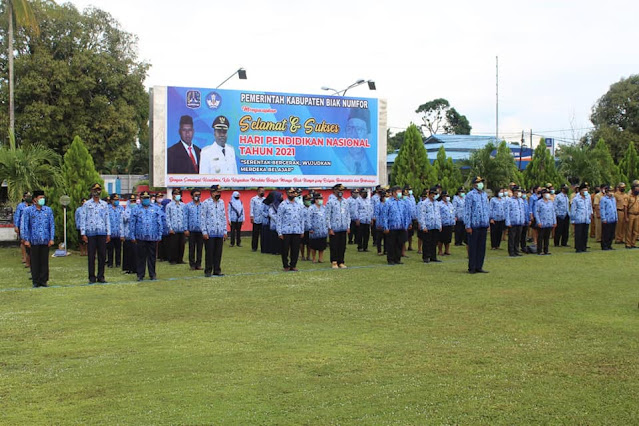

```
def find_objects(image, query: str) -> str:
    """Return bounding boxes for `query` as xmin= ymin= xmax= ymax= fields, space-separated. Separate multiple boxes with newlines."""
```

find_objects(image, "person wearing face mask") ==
xmin=308 ymin=193 xmax=328 ymax=263
xmin=250 ymin=187 xmax=266 ymax=252
xmin=20 ymin=190 xmax=54 ymax=287
xmin=81 ymin=183 xmax=111 ymax=283
xmin=570 ymin=182 xmax=592 ymax=253
xmin=553 ymin=184 xmax=570 ymax=247
xmin=614 ymin=182 xmax=628 ymax=244
xmin=165 ymin=188 xmax=187 ymax=265
xmin=200 ymin=185 xmax=228 ymax=276
xmin=228 ymin=191 xmax=245 ymax=248
xmin=326 ymin=184 xmax=351 ymax=269
xmin=121 ymin=194 xmax=138 ymax=275
xmin=373 ymin=188 xmax=390 ymax=256
xmin=370 ymin=185 xmax=382 ymax=247
xmin=437 ymin=190 xmax=455 ymax=257
xmin=593 ymin=185 xmax=604 ymax=243
xmin=75 ymin=197 xmax=88 ymax=257
xmin=464 ymin=176 xmax=490 ymax=274
xmin=130 ymin=191 xmax=163 ymax=281
xmin=184 ymin=189 xmax=204 ymax=270
xmin=277 ymin=188 xmax=306 ymax=271
xmin=300 ymin=194 xmax=313 ymax=261
xmin=534 ymin=188 xmax=556 ymax=255
xmin=624 ymin=182 xmax=639 ymax=249
xmin=106 ymin=194 xmax=124 ymax=268
xmin=489 ymin=187 xmax=507 ymax=250
xmin=528 ymin=185 xmax=541 ymax=247
xmin=453 ymin=187 xmax=466 ymax=246
xmin=14 ymin=191 xmax=33 ymax=267
xmin=505 ymin=186 xmax=525 ymax=257
xmin=356 ymin=189 xmax=373 ymax=252
xmin=520 ymin=189 xmax=531 ymax=254
xmin=402 ymin=185 xmax=418 ymax=254
xmin=418 ymin=187 xmax=442 ymax=263
xmin=347 ymin=189 xmax=360 ymax=245
xmin=382 ymin=186 xmax=411 ymax=265
xmin=599 ymin=184 xmax=617 ymax=250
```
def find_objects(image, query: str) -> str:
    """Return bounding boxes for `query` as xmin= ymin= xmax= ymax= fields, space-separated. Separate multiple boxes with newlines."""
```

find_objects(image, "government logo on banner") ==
xmin=186 ymin=90 xmax=201 ymax=109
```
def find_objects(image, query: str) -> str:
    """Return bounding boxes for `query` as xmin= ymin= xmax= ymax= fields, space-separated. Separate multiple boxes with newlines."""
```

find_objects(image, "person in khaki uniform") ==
xmin=614 ymin=183 xmax=628 ymax=244
xmin=593 ymin=188 xmax=604 ymax=242
xmin=625 ymin=183 xmax=639 ymax=249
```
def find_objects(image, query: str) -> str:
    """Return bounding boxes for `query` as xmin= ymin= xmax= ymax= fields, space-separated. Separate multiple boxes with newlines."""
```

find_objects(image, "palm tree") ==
xmin=0 ymin=131 xmax=61 ymax=203
xmin=5 ymin=0 xmax=39 ymax=138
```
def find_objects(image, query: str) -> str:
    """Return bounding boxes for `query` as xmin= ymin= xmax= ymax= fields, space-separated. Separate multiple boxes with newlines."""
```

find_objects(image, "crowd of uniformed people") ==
xmin=13 ymin=178 xmax=639 ymax=287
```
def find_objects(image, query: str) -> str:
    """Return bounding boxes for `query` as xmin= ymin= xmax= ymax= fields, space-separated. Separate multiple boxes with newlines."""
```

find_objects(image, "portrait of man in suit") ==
xmin=167 ymin=115 xmax=201 ymax=174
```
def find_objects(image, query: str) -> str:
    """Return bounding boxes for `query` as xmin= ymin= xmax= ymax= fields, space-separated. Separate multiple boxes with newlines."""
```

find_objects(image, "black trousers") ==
xmin=349 ymin=220 xmax=359 ymax=243
xmin=30 ymin=244 xmax=49 ymax=287
xmin=387 ymin=229 xmax=404 ymax=264
xmin=204 ymin=237 xmax=224 ymax=275
xmin=136 ymin=240 xmax=157 ymax=279
xmin=329 ymin=231 xmax=347 ymax=264
xmin=601 ymin=222 xmax=616 ymax=250
xmin=520 ymin=225 xmax=529 ymax=251
xmin=357 ymin=223 xmax=370 ymax=250
xmin=252 ymin=223 xmax=262 ymax=251
xmin=537 ymin=227 xmax=551 ymax=254
xmin=554 ymin=216 xmax=569 ymax=246
xmin=467 ymin=227 xmax=487 ymax=272
xmin=230 ymin=222 xmax=242 ymax=246
xmin=490 ymin=220 xmax=505 ymax=248
xmin=507 ymin=225 xmax=522 ymax=256
xmin=106 ymin=237 xmax=122 ymax=267
xmin=574 ymin=223 xmax=589 ymax=252
xmin=122 ymin=239 xmax=137 ymax=273
xmin=87 ymin=235 xmax=107 ymax=282
xmin=376 ymin=228 xmax=386 ymax=254
xmin=158 ymin=235 xmax=169 ymax=261
xmin=281 ymin=234 xmax=301 ymax=268
xmin=168 ymin=232 xmax=186 ymax=264
xmin=422 ymin=229 xmax=440 ymax=261
xmin=189 ymin=231 xmax=204 ymax=268
xmin=454 ymin=220 xmax=466 ymax=245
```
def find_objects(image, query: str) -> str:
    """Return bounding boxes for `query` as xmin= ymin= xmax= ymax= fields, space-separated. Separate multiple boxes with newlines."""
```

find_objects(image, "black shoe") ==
xmin=363 ymin=249 xmax=370 ymax=252
xmin=213 ymin=273 xmax=225 ymax=277
xmin=516 ymin=253 xmax=523 ymax=257
xmin=89 ymin=279 xmax=96 ymax=284
xmin=150 ymin=276 xmax=157 ymax=280
xmin=423 ymin=260 xmax=430 ymax=263
xmin=545 ymin=252 xmax=551 ymax=255
xmin=468 ymin=269 xmax=476 ymax=274
xmin=431 ymin=259 xmax=442 ymax=263
xmin=387 ymin=261 xmax=396 ymax=265
xmin=98 ymin=279 xmax=107 ymax=283
xmin=476 ymin=269 xmax=489 ymax=273
xmin=395 ymin=261 xmax=404 ymax=265
xmin=357 ymin=249 xmax=363 ymax=252
xmin=204 ymin=273 xmax=212 ymax=277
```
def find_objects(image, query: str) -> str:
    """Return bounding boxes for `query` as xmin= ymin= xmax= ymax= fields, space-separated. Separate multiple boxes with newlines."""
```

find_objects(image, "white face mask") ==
xmin=544 ymin=193 xmax=551 ymax=200
xmin=516 ymin=192 xmax=522 ymax=198
xmin=582 ymin=190 xmax=589 ymax=196
xmin=445 ymin=196 xmax=451 ymax=202
xmin=498 ymin=192 xmax=504 ymax=198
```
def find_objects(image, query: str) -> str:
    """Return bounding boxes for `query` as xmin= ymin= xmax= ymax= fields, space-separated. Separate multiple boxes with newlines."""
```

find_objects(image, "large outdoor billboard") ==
xmin=150 ymin=86 xmax=387 ymax=188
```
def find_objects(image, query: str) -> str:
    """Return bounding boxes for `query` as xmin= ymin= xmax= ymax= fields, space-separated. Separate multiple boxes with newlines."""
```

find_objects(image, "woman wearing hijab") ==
xmin=263 ymin=191 xmax=282 ymax=254
xmin=228 ymin=191 xmax=245 ymax=247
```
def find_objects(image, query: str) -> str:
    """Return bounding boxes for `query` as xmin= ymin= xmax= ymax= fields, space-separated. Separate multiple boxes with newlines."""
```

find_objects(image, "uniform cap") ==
xmin=90 ymin=183 xmax=102 ymax=191
xmin=180 ymin=115 xmax=193 ymax=127
xmin=333 ymin=183 xmax=346 ymax=191
xmin=111 ymin=194 xmax=120 ymax=200
xmin=32 ymin=189 xmax=44 ymax=197
xmin=578 ymin=182 xmax=589 ymax=190
xmin=212 ymin=115 xmax=230 ymax=130
xmin=172 ymin=188 xmax=182 ymax=195
xmin=140 ymin=191 xmax=150 ymax=199
xmin=129 ymin=194 xmax=137 ymax=201
xmin=210 ymin=184 xmax=220 ymax=192
xmin=471 ymin=176 xmax=484 ymax=184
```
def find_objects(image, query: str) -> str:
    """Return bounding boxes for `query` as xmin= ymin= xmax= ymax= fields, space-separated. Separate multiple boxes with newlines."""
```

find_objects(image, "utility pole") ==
xmin=519 ymin=130 xmax=524 ymax=170
xmin=496 ymin=56 xmax=499 ymax=143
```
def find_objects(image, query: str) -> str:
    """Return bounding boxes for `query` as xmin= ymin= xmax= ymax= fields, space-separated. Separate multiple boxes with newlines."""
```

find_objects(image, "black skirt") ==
xmin=439 ymin=225 xmax=453 ymax=244
xmin=301 ymin=231 xmax=310 ymax=245
xmin=309 ymin=237 xmax=327 ymax=251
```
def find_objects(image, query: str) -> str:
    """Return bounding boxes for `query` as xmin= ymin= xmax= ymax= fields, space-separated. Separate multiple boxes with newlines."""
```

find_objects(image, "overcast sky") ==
xmin=68 ymin=0 xmax=639 ymax=145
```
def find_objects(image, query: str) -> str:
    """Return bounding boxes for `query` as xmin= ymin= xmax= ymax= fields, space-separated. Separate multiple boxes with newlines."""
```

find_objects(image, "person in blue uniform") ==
xmin=373 ymin=188 xmax=389 ymax=256
xmin=184 ymin=188 xmax=204 ymax=270
xmin=106 ymin=193 xmax=124 ymax=268
xmin=489 ymin=187 xmax=507 ymax=249
xmin=356 ymin=189 xmax=373 ymax=252
xmin=599 ymin=184 xmax=618 ymax=250
xmin=228 ymin=191 xmax=245 ymax=247
xmin=438 ymin=190 xmax=455 ymax=256
xmin=370 ymin=185 xmax=382 ymax=246
xmin=200 ymin=185 xmax=227 ymax=276
xmin=326 ymin=183 xmax=351 ymax=269
xmin=166 ymin=188 xmax=187 ymax=264
xmin=300 ymin=194 xmax=312 ymax=261
xmin=464 ymin=176 xmax=490 ymax=273
xmin=383 ymin=186 xmax=411 ymax=265
xmin=277 ymin=188 xmax=306 ymax=271
xmin=570 ymin=182 xmax=592 ymax=253
xmin=403 ymin=185 xmax=418 ymax=253
xmin=505 ymin=186 xmax=525 ymax=257
xmin=20 ymin=190 xmax=54 ymax=288
xmin=250 ymin=187 xmax=265 ymax=252
xmin=553 ymin=184 xmax=570 ymax=247
xmin=418 ymin=187 xmax=442 ymax=263
xmin=75 ymin=197 xmax=87 ymax=256
xmin=347 ymin=188 xmax=360 ymax=245
xmin=534 ymin=188 xmax=556 ymax=255
xmin=14 ymin=191 xmax=32 ymax=267
xmin=130 ymin=191 xmax=163 ymax=281
xmin=453 ymin=187 xmax=466 ymax=246
xmin=520 ymin=189 xmax=531 ymax=253
xmin=308 ymin=193 xmax=328 ymax=263
xmin=121 ymin=194 xmax=138 ymax=274
xmin=81 ymin=183 xmax=111 ymax=283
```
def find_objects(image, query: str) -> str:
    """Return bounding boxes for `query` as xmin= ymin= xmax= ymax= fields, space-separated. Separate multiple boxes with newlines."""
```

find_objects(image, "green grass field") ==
xmin=1 ymin=240 xmax=638 ymax=424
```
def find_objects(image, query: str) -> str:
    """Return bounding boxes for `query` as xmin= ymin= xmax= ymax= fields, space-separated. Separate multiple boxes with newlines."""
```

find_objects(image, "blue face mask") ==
xmin=477 ymin=182 xmax=484 ymax=191
xmin=175 ymin=195 xmax=181 ymax=202
xmin=37 ymin=198 xmax=46 ymax=206
xmin=142 ymin=199 xmax=151 ymax=206
xmin=113 ymin=200 xmax=120 ymax=207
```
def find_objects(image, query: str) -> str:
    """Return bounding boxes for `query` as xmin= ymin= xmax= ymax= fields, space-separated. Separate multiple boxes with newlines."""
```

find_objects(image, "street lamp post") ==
xmin=216 ymin=68 xmax=248 ymax=89
xmin=59 ymin=195 xmax=71 ymax=255
xmin=321 ymin=79 xmax=376 ymax=96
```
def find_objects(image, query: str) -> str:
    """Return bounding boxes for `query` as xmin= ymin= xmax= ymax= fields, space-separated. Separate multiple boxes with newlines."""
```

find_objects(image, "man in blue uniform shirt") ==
xmin=453 ymin=187 xmax=466 ymax=246
xmin=166 ymin=188 xmax=187 ymax=264
xmin=277 ymin=188 xmax=306 ymax=271
xmin=418 ymin=187 xmax=442 ymax=263
xmin=326 ymin=183 xmax=351 ymax=269
xmin=534 ymin=188 xmax=556 ymax=255
xmin=505 ymin=186 xmax=525 ymax=257
xmin=464 ymin=176 xmax=490 ymax=273
xmin=20 ymin=190 xmax=55 ymax=287
xmin=250 ymin=187 xmax=265 ymax=252
xmin=347 ymin=188 xmax=360 ymax=245
xmin=570 ymin=182 xmax=592 ymax=253
xmin=599 ymin=184 xmax=617 ymax=250
xmin=130 ymin=191 xmax=163 ymax=281
xmin=356 ymin=189 xmax=373 ymax=252
xmin=121 ymin=194 xmax=138 ymax=274
xmin=553 ymin=184 xmax=570 ymax=247
xmin=200 ymin=185 xmax=227 ymax=277
xmin=383 ymin=186 xmax=411 ymax=265
xmin=106 ymin=193 xmax=124 ymax=268
xmin=184 ymin=188 xmax=204 ymax=270
xmin=81 ymin=183 xmax=111 ymax=283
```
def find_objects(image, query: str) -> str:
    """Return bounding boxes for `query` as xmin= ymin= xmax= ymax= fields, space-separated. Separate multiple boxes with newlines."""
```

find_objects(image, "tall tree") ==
xmin=588 ymin=75 xmax=639 ymax=161
xmin=432 ymin=145 xmax=463 ymax=193
xmin=387 ymin=128 xmax=407 ymax=153
xmin=591 ymin=138 xmax=619 ymax=186
xmin=618 ymin=141 xmax=639 ymax=184
xmin=443 ymin=107 xmax=471 ymax=135
xmin=524 ymin=138 xmax=563 ymax=189
xmin=3 ymin=0 xmax=39 ymax=139
xmin=557 ymin=143 xmax=599 ymax=185
xmin=391 ymin=123 xmax=435 ymax=197
xmin=464 ymin=141 xmax=522 ymax=192
xmin=415 ymin=98 xmax=472 ymax=136
xmin=0 ymin=2 xmax=149 ymax=171
xmin=0 ymin=130 xmax=60 ymax=203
